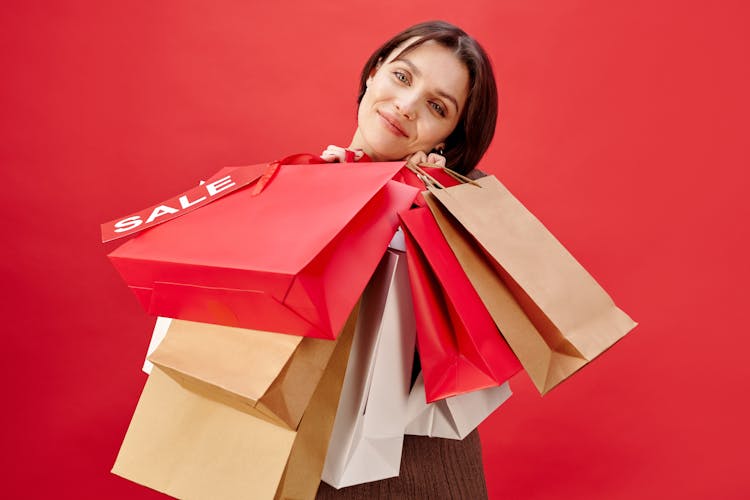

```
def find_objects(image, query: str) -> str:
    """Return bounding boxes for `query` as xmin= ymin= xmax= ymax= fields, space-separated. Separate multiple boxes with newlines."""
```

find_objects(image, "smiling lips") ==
xmin=378 ymin=111 xmax=409 ymax=138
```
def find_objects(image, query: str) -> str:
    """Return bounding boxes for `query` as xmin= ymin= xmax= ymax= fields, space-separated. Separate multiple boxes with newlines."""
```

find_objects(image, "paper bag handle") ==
xmin=404 ymin=160 xmax=482 ymax=189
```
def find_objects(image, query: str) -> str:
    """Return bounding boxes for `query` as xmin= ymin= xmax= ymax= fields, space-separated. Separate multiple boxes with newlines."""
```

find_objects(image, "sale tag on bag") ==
xmin=100 ymin=153 xmax=327 ymax=243
xmin=100 ymin=164 xmax=270 ymax=242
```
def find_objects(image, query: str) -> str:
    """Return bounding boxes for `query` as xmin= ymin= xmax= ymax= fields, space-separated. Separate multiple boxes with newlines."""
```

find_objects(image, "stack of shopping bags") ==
xmin=410 ymin=166 xmax=637 ymax=394
xmin=102 ymin=156 xmax=636 ymax=498
xmin=114 ymin=313 xmax=357 ymax=499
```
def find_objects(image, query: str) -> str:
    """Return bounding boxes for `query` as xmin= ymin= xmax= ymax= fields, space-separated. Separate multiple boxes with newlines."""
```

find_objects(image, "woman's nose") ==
xmin=394 ymin=92 xmax=417 ymax=120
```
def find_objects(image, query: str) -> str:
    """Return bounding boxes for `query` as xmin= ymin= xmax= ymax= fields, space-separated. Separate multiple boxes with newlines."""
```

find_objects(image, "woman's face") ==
xmin=354 ymin=40 xmax=470 ymax=161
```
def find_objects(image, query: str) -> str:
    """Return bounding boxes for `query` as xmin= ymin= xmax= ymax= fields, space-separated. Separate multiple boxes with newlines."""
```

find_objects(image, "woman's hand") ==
xmin=405 ymin=150 xmax=446 ymax=167
xmin=321 ymin=145 xmax=365 ymax=163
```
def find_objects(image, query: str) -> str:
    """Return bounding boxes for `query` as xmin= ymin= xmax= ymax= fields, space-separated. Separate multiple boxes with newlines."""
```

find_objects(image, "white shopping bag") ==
xmin=321 ymin=249 xmax=416 ymax=489
xmin=142 ymin=316 xmax=171 ymax=374
xmin=405 ymin=372 xmax=512 ymax=440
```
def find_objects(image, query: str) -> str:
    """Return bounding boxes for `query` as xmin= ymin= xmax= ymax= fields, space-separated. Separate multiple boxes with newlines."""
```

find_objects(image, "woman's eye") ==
xmin=430 ymin=101 xmax=446 ymax=117
xmin=394 ymin=71 xmax=409 ymax=84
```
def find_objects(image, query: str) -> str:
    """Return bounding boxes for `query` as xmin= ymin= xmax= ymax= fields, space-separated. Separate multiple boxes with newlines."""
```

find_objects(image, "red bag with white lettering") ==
xmin=106 ymin=156 xmax=418 ymax=339
xmin=400 ymin=206 xmax=522 ymax=402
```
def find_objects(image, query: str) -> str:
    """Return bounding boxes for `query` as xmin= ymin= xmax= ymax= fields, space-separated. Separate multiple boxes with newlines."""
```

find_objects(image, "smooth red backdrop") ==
xmin=2 ymin=1 xmax=748 ymax=498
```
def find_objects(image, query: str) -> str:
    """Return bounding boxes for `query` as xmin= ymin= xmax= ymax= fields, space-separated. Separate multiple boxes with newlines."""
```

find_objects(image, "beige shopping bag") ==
xmin=424 ymin=176 xmax=636 ymax=394
xmin=147 ymin=318 xmax=337 ymax=429
xmin=111 ymin=305 xmax=357 ymax=500
xmin=405 ymin=372 xmax=511 ymax=440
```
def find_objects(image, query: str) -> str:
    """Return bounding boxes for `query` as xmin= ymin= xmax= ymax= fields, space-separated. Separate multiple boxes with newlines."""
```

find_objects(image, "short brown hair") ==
xmin=357 ymin=21 xmax=498 ymax=174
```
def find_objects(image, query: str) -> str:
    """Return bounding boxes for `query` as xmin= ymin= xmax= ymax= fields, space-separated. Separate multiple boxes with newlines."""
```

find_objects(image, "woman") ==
xmin=321 ymin=20 xmax=497 ymax=177
xmin=316 ymin=21 xmax=499 ymax=499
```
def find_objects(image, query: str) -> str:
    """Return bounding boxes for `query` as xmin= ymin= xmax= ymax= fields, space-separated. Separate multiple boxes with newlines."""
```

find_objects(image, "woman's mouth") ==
xmin=377 ymin=111 xmax=408 ymax=138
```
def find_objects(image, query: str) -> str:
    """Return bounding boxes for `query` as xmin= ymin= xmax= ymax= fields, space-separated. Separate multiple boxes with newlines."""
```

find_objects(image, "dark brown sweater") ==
xmin=315 ymin=430 xmax=487 ymax=499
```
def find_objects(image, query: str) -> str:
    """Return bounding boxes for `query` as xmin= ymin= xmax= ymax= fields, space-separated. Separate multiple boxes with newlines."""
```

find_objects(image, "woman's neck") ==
xmin=348 ymin=128 xmax=383 ymax=161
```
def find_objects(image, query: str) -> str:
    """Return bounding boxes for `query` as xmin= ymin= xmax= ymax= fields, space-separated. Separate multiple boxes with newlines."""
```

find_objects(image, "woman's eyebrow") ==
xmin=394 ymin=56 xmax=459 ymax=114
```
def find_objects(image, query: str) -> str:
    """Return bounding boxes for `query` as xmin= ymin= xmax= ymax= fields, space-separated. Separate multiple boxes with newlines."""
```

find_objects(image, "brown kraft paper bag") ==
xmin=424 ymin=178 xmax=636 ymax=394
xmin=146 ymin=318 xmax=339 ymax=430
xmin=111 ymin=305 xmax=358 ymax=499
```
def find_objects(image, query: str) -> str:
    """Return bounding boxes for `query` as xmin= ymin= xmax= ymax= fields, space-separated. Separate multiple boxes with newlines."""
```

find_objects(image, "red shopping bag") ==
xmin=400 ymin=207 xmax=521 ymax=402
xmin=108 ymin=160 xmax=419 ymax=339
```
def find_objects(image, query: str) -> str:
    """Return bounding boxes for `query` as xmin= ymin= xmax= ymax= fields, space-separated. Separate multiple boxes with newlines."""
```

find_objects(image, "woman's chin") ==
xmin=364 ymin=140 xmax=408 ymax=162
xmin=371 ymin=151 xmax=405 ymax=162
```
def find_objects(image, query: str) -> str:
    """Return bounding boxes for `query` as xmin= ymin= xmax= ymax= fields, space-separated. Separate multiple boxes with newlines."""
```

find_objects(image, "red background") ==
xmin=2 ymin=1 xmax=748 ymax=498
